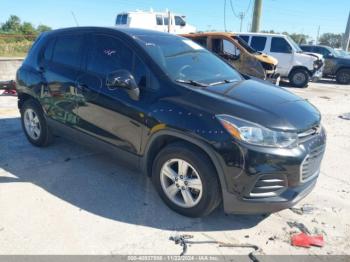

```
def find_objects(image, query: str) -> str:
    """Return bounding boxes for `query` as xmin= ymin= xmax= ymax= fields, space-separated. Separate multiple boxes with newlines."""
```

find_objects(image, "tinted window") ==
xmin=164 ymin=17 xmax=169 ymax=25
xmin=135 ymin=35 xmax=242 ymax=84
xmin=314 ymin=46 xmax=330 ymax=56
xmin=133 ymin=56 xmax=148 ymax=89
xmin=251 ymin=36 xmax=266 ymax=51
xmin=300 ymin=45 xmax=313 ymax=52
xmin=175 ymin=16 xmax=184 ymax=26
xmin=270 ymin=37 xmax=292 ymax=53
xmin=192 ymin=37 xmax=207 ymax=48
xmin=87 ymin=35 xmax=132 ymax=75
xmin=52 ymin=35 xmax=83 ymax=68
xmin=43 ymin=38 xmax=55 ymax=61
xmin=239 ymin=35 xmax=250 ymax=43
xmin=116 ymin=14 xmax=128 ymax=25
xmin=156 ymin=15 xmax=163 ymax=25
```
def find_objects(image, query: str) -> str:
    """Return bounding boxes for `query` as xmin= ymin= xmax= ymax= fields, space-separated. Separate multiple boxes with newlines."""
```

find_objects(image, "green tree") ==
xmin=20 ymin=22 xmax=36 ymax=35
xmin=37 ymin=24 xmax=52 ymax=33
xmin=288 ymin=33 xmax=310 ymax=44
xmin=1 ymin=15 xmax=21 ymax=32
xmin=318 ymin=33 xmax=343 ymax=48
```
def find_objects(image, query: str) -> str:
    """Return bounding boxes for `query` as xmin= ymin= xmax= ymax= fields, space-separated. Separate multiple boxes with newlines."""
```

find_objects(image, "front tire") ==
xmin=336 ymin=68 xmax=350 ymax=85
xmin=20 ymin=99 xmax=53 ymax=147
xmin=289 ymin=68 xmax=310 ymax=88
xmin=152 ymin=142 xmax=221 ymax=217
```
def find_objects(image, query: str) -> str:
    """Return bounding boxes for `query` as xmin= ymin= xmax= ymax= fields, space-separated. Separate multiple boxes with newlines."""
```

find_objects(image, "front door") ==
xmin=75 ymin=34 xmax=146 ymax=154
xmin=269 ymin=37 xmax=293 ymax=76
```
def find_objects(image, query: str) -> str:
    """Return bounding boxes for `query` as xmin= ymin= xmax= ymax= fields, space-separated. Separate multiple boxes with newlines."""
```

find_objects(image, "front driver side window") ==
xmin=270 ymin=37 xmax=292 ymax=53
xmin=87 ymin=35 xmax=133 ymax=76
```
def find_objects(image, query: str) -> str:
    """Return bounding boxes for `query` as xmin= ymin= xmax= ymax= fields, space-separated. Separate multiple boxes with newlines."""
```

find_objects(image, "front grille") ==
xmin=300 ymin=145 xmax=325 ymax=182
xmin=249 ymin=174 xmax=287 ymax=198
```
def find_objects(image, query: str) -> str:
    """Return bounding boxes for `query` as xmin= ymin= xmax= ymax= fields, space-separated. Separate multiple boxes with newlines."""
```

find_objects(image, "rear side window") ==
xmin=52 ymin=34 xmax=83 ymax=68
xmin=300 ymin=46 xmax=313 ymax=52
xmin=192 ymin=37 xmax=207 ymax=48
xmin=116 ymin=14 xmax=128 ymax=25
xmin=270 ymin=37 xmax=292 ymax=53
xmin=156 ymin=15 xmax=163 ymax=25
xmin=164 ymin=17 xmax=169 ymax=25
xmin=87 ymin=35 xmax=133 ymax=75
xmin=251 ymin=36 xmax=266 ymax=51
xmin=239 ymin=35 xmax=250 ymax=43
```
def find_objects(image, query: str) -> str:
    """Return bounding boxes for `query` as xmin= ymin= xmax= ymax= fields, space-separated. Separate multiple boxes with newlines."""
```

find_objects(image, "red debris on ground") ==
xmin=291 ymin=233 xmax=324 ymax=248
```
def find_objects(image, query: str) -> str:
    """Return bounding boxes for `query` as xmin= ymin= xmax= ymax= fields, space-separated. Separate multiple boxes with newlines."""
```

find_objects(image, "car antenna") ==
xmin=71 ymin=11 xmax=80 ymax=27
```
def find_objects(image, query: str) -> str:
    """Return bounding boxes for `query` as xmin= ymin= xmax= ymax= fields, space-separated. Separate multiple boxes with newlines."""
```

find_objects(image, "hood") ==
xmin=255 ymin=53 xmax=278 ymax=66
xmin=336 ymin=56 xmax=350 ymax=64
xmin=189 ymin=79 xmax=320 ymax=132
xmin=302 ymin=52 xmax=323 ymax=61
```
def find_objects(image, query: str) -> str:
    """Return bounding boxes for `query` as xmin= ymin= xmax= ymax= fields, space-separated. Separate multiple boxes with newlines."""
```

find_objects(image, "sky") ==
xmin=0 ymin=0 xmax=349 ymax=41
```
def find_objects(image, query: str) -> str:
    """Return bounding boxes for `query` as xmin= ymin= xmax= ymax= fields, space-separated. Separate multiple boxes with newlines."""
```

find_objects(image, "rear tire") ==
xmin=289 ymin=68 xmax=310 ymax=88
xmin=20 ymin=99 xmax=53 ymax=147
xmin=152 ymin=142 xmax=221 ymax=217
xmin=336 ymin=68 xmax=350 ymax=85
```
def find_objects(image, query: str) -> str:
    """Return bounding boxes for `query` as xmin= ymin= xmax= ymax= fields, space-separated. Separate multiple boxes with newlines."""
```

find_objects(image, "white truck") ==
xmin=115 ymin=10 xmax=196 ymax=34
xmin=238 ymin=33 xmax=324 ymax=87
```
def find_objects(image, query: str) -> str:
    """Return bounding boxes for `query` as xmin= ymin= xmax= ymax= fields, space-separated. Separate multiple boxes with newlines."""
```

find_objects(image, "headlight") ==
xmin=216 ymin=114 xmax=298 ymax=148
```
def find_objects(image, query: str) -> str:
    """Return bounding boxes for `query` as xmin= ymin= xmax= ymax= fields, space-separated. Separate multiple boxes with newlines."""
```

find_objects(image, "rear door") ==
xmin=269 ymin=37 xmax=293 ymax=76
xmin=75 ymin=33 xmax=148 ymax=153
xmin=39 ymin=33 xmax=84 ymax=127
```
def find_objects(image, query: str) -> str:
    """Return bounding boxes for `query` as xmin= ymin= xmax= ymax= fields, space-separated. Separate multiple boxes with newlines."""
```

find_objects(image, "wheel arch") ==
xmin=288 ymin=66 xmax=312 ymax=77
xmin=141 ymin=130 xmax=228 ymax=192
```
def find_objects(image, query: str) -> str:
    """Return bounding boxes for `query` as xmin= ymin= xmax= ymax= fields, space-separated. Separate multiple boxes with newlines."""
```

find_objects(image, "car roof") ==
xmin=300 ymin=44 xmax=333 ymax=49
xmin=181 ymin=32 xmax=238 ymax=37
xmin=235 ymin=32 xmax=287 ymax=37
xmin=44 ymin=26 xmax=173 ymax=38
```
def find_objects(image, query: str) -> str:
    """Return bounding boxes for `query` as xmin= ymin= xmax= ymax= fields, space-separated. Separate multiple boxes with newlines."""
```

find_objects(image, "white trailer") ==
xmin=115 ymin=10 xmax=196 ymax=34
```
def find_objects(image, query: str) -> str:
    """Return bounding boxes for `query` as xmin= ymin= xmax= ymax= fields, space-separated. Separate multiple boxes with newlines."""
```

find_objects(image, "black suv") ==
xmin=17 ymin=27 xmax=326 ymax=217
xmin=300 ymin=44 xmax=350 ymax=84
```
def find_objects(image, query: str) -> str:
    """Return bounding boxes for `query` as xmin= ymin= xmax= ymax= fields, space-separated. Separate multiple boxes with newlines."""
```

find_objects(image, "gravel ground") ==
xmin=0 ymin=79 xmax=349 ymax=256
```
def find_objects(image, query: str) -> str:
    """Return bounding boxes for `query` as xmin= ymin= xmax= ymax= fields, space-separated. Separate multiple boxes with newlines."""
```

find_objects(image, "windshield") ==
xmin=135 ymin=35 xmax=243 ymax=85
xmin=286 ymin=35 xmax=303 ymax=52
xmin=232 ymin=35 xmax=257 ymax=54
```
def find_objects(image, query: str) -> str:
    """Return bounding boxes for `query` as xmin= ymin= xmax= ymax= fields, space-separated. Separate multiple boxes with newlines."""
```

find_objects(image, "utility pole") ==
xmin=239 ymin=12 xmax=244 ymax=32
xmin=167 ymin=10 xmax=171 ymax=33
xmin=316 ymin=25 xmax=320 ymax=45
xmin=251 ymin=0 xmax=262 ymax=32
xmin=342 ymin=11 xmax=350 ymax=51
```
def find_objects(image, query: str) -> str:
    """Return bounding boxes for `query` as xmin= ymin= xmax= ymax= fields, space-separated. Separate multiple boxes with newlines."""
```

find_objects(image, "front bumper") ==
xmin=219 ymin=127 xmax=326 ymax=214
xmin=311 ymin=67 xmax=324 ymax=82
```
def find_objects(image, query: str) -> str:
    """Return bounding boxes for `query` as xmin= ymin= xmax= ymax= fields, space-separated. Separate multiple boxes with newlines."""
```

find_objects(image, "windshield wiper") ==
xmin=208 ymin=79 xmax=238 ymax=86
xmin=175 ymin=79 xmax=208 ymax=87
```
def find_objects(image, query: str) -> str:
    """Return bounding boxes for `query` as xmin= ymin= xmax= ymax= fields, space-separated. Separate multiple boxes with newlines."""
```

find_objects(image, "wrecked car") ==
xmin=182 ymin=32 xmax=280 ymax=85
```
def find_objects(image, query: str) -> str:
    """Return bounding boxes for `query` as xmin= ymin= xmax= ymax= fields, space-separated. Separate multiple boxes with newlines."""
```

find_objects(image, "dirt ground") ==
xmin=0 ymin=79 xmax=349 ymax=256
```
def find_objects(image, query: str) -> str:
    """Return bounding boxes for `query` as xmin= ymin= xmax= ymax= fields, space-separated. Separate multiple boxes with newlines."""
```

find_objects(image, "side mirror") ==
xmin=180 ymin=21 xmax=186 ymax=27
xmin=106 ymin=70 xmax=140 ymax=100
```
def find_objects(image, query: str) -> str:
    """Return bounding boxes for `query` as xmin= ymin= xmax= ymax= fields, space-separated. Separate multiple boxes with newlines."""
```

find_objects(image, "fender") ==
xmin=141 ymin=129 xmax=229 ymax=194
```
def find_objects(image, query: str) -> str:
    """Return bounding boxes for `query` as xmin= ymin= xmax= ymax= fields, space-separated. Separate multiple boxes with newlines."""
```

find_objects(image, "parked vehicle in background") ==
xmin=238 ymin=33 xmax=324 ymax=88
xmin=17 ymin=27 xmax=326 ymax=217
xmin=300 ymin=45 xmax=350 ymax=84
xmin=115 ymin=10 xmax=196 ymax=34
xmin=182 ymin=32 xmax=280 ymax=85
xmin=334 ymin=48 xmax=350 ymax=57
